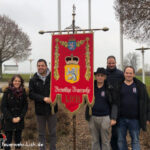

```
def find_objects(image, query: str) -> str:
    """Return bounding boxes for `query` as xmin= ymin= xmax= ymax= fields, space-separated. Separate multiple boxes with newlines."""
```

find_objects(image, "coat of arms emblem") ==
xmin=68 ymin=39 xmax=76 ymax=51
xmin=65 ymin=54 xmax=80 ymax=84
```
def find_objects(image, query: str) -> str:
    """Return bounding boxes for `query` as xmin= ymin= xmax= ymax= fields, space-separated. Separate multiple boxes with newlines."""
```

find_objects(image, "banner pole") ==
xmin=39 ymin=5 xmax=108 ymax=150
xmin=72 ymin=5 xmax=76 ymax=150
xmin=73 ymin=115 xmax=76 ymax=150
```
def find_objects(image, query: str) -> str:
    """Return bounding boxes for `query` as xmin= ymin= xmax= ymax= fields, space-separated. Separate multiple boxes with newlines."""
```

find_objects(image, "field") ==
xmin=1 ymin=73 xmax=150 ymax=95
xmin=1 ymin=73 xmax=150 ymax=84
xmin=136 ymin=75 xmax=150 ymax=86
xmin=0 ymin=73 xmax=32 ymax=82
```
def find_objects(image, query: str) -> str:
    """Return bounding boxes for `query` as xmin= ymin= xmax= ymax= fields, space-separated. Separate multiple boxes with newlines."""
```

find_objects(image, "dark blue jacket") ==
xmin=118 ymin=78 xmax=150 ymax=131
xmin=106 ymin=67 xmax=124 ymax=89
xmin=85 ymin=80 xmax=118 ymax=121
xmin=106 ymin=67 xmax=124 ymax=110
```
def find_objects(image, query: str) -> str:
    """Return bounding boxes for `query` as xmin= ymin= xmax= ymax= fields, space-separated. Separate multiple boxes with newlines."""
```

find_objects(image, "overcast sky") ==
xmin=1 ymin=0 xmax=149 ymax=73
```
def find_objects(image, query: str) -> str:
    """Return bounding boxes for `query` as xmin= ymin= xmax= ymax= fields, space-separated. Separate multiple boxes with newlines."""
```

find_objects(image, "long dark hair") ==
xmin=9 ymin=74 xmax=24 ymax=88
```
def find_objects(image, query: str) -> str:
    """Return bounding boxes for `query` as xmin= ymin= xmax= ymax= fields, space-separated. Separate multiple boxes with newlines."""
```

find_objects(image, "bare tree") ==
xmin=0 ymin=15 xmax=31 ymax=78
xmin=114 ymin=0 xmax=150 ymax=45
xmin=123 ymin=52 xmax=139 ymax=72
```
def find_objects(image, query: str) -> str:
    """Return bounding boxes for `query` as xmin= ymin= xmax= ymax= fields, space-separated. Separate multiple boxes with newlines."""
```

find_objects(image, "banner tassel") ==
xmin=51 ymin=105 xmax=55 ymax=115
xmin=89 ymin=106 xmax=92 ymax=116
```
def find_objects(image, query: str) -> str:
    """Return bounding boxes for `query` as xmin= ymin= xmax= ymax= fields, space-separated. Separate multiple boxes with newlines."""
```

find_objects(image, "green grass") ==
xmin=136 ymin=75 xmax=150 ymax=96
xmin=0 ymin=73 xmax=33 ymax=82
xmin=1 ymin=74 xmax=150 ymax=95
xmin=136 ymin=75 xmax=150 ymax=86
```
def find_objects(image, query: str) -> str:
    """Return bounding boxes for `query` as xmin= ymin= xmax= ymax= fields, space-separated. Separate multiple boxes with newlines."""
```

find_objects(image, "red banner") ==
xmin=50 ymin=33 xmax=94 ymax=114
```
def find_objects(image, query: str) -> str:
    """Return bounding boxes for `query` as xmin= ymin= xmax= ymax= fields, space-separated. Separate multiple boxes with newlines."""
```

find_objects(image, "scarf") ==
xmin=8 ymin=85 xmax=23 ymax=99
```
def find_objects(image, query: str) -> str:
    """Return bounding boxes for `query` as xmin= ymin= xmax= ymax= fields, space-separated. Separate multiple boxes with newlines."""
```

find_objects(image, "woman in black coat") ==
xmin=1 ymin=75 xmax=28 ymax=150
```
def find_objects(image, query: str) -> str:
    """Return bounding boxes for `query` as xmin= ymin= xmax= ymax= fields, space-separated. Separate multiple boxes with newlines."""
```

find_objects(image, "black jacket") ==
xmin=106 ymin=67 xmax=124 ymax=89
xmin=118 ymin=78 xmax=150 ymax=131
xmin=85 ymin=80 xmax=118 ymax=121
xmin=1 ymin=88 xmax=28 ymax=131
xmin=29 ymin=73 xmax=58 ymax=115
xmin=106 ymin=67 xmax=124 ymax=113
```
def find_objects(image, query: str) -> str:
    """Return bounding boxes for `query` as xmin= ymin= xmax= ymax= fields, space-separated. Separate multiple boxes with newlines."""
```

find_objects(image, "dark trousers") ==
xmin=4 ymin=130 xmax=22 ymax=150
xmin=111 ymin=124 xmax=118 ymax=150
xmin=37 ymin=114 xmax=57 ymax=150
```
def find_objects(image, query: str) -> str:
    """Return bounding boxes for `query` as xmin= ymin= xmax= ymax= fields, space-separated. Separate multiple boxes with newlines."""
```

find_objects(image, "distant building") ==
xmin=3 ymin=65 xmax=18 ymax=73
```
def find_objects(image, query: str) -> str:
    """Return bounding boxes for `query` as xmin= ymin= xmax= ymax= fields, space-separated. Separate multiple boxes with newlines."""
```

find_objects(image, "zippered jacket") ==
xmin=29 ymin=73 xmax=58 ymax=115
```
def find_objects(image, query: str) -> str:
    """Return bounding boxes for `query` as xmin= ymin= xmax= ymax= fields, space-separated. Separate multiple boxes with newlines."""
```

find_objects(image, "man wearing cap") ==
xmin=87 ymin=67 xmax=118 ymax=150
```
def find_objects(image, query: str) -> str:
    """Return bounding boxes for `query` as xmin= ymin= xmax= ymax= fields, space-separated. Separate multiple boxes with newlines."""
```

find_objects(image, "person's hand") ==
xmin=12 ymin=118 xmax=17 ymax=123
xmin=111 ymin=120 xmax=116 ymax=126
xmin=43 ymin=97 xmax=51 ymax=104
xmin=16 ymin=117 xmax=21 ymax=122
xmin=147 ymin=121 xmax=150 ymax=125
xmin=12 ymin=117 xmax=21 ymax=123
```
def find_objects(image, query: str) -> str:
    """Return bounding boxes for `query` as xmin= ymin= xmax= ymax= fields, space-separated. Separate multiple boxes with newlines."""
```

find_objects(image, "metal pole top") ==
xmin=135 ymin=47 xmax=150 ymax=51
xmin=135 ymin=47 xmax=150 ymax=53
xmin=39 ymin=27 xmax=109 ymax=35
xmin=39 ymin=5 xmax=109 ymax=35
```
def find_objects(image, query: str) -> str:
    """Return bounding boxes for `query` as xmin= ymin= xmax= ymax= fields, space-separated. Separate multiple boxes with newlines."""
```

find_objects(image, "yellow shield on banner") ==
xmin=65 ymin=64 xmax=80 ymax=84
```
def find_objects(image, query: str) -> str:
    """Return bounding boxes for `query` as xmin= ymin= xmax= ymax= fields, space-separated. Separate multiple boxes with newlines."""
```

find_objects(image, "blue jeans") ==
xmin=117 ymin=118 xmax=140 ymax=150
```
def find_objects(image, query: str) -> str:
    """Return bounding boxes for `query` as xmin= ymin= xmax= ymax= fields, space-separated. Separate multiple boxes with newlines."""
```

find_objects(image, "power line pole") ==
xmin=120 ymin=18 xmax=124 ymax=70
xmin=88 ymin=0 xmax=91 ymax=29
xmin=58 ymin=0 xmax=61 ymax=31
xmin=135 ymin=47 xmax=150 ymax=83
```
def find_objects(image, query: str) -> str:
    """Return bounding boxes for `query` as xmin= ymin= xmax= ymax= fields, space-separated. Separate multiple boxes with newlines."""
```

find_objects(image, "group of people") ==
xmin=0 ymin=56 xmax=150 ymax=150
xmin=86 ymin=56 xmax=150 ymax=150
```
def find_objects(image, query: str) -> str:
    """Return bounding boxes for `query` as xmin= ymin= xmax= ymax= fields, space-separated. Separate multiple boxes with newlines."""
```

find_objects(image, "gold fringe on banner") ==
xmin=54 ymin=38 xmax=60 ymax=80
xmin=51 ymin=94 xmax=62 ymax=114
xmin=50 ymin=93 xmax=94 ymax=116
xmin=51 ymin=105 xmax=55 ymax=115
xmin=89 ymin=107 xmax=92 ymax=116
xmin=85 ymin=37 xmax=91 ymax=81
